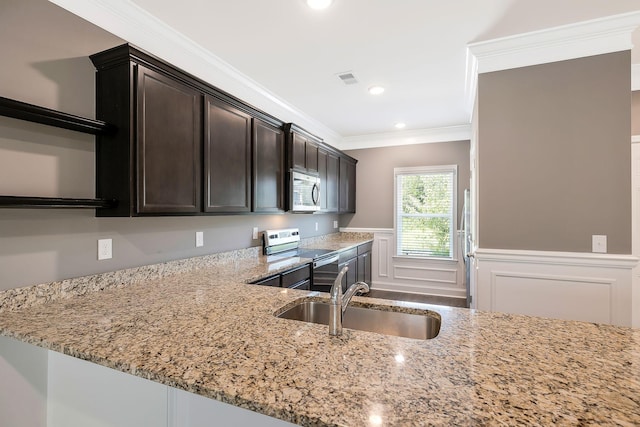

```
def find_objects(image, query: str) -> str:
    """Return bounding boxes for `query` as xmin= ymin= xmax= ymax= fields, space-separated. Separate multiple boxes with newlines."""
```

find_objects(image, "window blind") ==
xmin=395 ymin=166 xmax=456 ymax=258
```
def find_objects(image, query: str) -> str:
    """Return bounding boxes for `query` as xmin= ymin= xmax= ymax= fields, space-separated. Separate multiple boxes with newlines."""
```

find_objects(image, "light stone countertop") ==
xmin=0 ymin=233 xmax=639 ymax=426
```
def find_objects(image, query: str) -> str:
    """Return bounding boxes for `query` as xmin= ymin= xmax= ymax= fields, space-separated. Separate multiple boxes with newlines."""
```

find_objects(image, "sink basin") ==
xmin=276 ymin=300 xmax=440 ymax=340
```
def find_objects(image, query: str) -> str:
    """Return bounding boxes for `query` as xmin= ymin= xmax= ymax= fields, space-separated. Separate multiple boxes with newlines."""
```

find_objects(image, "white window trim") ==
xmin=394 ymin=165 xmax=458 ymax=261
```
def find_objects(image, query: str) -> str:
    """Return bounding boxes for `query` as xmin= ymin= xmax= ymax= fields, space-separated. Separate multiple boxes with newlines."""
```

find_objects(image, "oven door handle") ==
xmin=313 ymin=254 xmax=339 ymax=269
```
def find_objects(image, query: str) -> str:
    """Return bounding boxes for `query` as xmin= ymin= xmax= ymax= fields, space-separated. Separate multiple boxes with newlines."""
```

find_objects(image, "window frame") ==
xmin=393 ymin=165 xmax=458 ymax=260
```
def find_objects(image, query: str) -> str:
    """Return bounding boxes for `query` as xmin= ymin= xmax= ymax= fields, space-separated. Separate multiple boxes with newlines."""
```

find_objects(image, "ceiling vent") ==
xmin=337 ymin=71 xmax=358 ymax=85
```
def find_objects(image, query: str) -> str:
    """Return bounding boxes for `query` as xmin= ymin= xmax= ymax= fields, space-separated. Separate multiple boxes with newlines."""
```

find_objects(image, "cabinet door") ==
xmin=357 ymin=251 xmax=371 ymax=284
xmin=340 ymin=257 xmax=358 ymax=293
xmin=317 ymin=149 xmax=328 ymax=210
xmin=204 ymin=96 xmax=251 ymax=213
xmin=339 ymin=157 xmax=356 ymax=213
xmin=305 ymin=141 xmax=318 ymax=173
xmin=291 ymin=132 xmax=306 ymax=170
xmin=253 ymin=119 xmax=284 ymax=213
xmin=136 ymin=65 xmax=202 ymax=214
xmin=251 ymin=275 xmax=281 ymax=287
xmin=326 ymin=153 xmax=339 ymax=212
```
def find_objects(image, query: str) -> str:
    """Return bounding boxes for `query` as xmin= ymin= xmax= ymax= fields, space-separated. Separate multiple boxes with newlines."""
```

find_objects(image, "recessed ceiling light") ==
xmin=306 ymin=0 xmax=333 ymax=10
xmin=395 ymin=122 xmax=406 ymax=129
xmin=368 ymin=86 xmax=385 ymax=95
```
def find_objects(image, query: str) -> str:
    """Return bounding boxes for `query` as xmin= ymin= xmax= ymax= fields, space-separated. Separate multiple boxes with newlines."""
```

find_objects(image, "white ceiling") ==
xmin=56 ymin=0 xmax=640 ymax=143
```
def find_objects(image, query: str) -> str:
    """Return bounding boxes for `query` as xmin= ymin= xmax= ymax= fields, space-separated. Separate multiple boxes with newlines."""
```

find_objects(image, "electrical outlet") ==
xmin=98 ymin=238 xmax=112 ymax=260
xmin=195 ymin=231 xmax=204 ymax=248
xmin=315 ymin=222 xmax=318 ymax=231
xmin=592 ymin=235 xmax=607 ymax=253
xmin=333 ymin=220 xmax=338 ymax=229
xmin=252 ymin=227 xmax=259 ymax=240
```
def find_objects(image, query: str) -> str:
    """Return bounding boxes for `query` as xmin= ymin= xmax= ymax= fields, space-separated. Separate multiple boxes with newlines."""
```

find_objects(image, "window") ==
xmin=394 ymin=165 xmax=457 ymax=259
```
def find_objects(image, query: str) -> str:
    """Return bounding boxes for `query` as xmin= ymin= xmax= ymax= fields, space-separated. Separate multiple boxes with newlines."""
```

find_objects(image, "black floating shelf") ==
xmin=0 ymin=196 xmax=117 ymax=209
xmin=0 ymin=96 xmax=114 ymax=135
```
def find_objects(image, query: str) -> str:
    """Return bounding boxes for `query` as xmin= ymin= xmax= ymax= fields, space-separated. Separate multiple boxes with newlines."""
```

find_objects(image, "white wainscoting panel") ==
xmin=377 ymin=234 xmax=390 ymax=278
xmin=342 ymin=228 xmax=466 ymax=298
xmin=491 ymin=271 xmax=613 ymax=324
xmin=475 ymin=248 xmax=637 ymax=326
xmin=394 ymin=264 xmax=457 ymax=285
xmin=632 ymin=141 xmax=640 ymax=327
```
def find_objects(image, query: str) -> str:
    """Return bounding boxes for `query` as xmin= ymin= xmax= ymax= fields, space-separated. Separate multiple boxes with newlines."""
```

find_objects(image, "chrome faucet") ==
xmin=329 ymin=266 xmax=370 ymax=336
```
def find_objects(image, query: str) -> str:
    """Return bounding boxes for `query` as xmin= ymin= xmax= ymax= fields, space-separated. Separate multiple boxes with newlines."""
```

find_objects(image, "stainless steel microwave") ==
xmin=290 ymin=170 xmax=320 ymax=212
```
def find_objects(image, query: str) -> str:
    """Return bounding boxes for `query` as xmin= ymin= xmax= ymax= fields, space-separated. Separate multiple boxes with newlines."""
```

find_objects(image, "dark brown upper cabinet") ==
xmin=253 ymin=119 xmax=285 ymax=213
xmin=326 ymin=151 xmax=340 ymax=212
xmin=91 ymin=46 xmax=204 ymax=216
xmin=91 ymin=44 xmax=356 ymax=217
xmin=317 ymin=149 xmax=328 ymax=210
xmin=204 ymin=96 xmax=251 ymax=213
xmin=285 ymin=123 xmax=320 ymax=174
xmin=137 ymin=66 xmax=202 ymax=214
xmin=291 ymin=132 xmax=306 ymax=171
xmin=305 ymin=141 xmax=319 ymax=173
xmin=318 ymin=148 xmax=339 ymax=213
xmin=339 ymin=156 xmax=356 ymax=214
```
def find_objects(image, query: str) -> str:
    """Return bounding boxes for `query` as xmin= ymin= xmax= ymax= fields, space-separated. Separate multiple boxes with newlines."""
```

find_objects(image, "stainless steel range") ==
xmin=263 ymin=228 xmax=340 ymax=292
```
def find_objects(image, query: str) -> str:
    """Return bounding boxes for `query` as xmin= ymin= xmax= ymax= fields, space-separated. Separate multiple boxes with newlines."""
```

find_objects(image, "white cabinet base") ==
xmin=0 ymin=336 xmax=297 ymax=427
xmin=0 ymin=336 xmax=48 ymax=427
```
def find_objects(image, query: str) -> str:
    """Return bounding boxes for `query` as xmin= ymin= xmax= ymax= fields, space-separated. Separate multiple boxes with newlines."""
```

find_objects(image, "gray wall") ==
xmin=342 ymin=141 xmax=471 ymax=229
xmin=0 ymin=0 xmax=338 ymax=291
xmin=478 ymin=52 xmax=631 ymax=254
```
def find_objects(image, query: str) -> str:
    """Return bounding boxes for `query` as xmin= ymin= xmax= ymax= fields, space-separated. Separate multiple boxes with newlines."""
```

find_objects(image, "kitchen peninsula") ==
xmin=0 ymin=232 xmax=638 ymax=426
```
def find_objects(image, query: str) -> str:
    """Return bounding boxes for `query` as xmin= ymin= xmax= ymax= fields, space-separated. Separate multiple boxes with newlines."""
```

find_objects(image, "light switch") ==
xmin=252 ymin=227 xmax=259 ymax=240
xmin=195 ymin=231 xmax=204 ymax=248
xmin=592 ymin=235 xmax=607 ymax=253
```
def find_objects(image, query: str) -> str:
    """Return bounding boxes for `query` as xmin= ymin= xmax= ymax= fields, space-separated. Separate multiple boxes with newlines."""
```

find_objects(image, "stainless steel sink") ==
xmin=276 ymin=300 xmax=440 ymax=340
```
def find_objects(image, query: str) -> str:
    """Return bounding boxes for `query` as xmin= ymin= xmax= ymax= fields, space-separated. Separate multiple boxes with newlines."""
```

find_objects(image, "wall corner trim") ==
xmin=475 ymin=248 xmax=638 ymax=269
xmin=467 ymin=11 xmax=640 ymax=75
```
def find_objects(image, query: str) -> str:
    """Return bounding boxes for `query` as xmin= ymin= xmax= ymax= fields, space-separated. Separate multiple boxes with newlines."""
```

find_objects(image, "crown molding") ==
xmin=468 ymin=11 xmax=640 ymax=75
xmin=337 ymin=125 xmax=471 ymax=151
xmin=464 ymin=12 xmax=640 ymax=123
xmin=48 ymin=0 xmax=341 ymax=144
